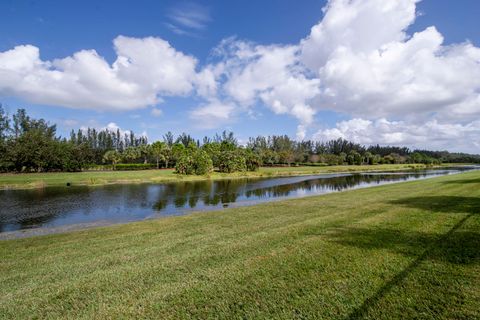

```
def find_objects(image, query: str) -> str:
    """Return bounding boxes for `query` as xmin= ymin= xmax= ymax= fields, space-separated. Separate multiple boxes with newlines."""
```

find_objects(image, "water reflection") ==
xmin=0 ymin=167 xmax=476 ymax=233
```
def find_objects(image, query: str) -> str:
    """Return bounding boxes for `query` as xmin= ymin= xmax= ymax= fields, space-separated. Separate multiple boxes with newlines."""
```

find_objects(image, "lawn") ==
xmin=1 ymin=170 xmax=479 ymax=319
xmin=0 ymin=163 xmax=432 ymax=190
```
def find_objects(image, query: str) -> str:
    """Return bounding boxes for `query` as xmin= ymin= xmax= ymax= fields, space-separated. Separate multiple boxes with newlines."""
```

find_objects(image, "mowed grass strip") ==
xmin=1 ymin=171 xmax=479 ymax=319
xmin=0 ymin=163 xmax=431 ymax=190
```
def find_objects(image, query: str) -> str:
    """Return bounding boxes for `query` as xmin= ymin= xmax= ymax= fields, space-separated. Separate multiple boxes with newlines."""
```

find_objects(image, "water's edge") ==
xmin=1 ymin=168 xmax=476 ymax=240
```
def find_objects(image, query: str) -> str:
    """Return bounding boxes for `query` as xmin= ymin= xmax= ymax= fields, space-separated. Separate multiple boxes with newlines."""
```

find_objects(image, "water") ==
xmin=0 ymin=167 xmax=476 ymax=233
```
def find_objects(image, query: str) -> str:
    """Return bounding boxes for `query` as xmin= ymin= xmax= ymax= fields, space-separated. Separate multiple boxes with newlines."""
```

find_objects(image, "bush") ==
xmin=83 ymin=164 xmax=113 ymax=171
xmin=218 ymin=151 xmax=247 ymax=173
xmin=115 ymin=163 xmax=157 ymax=171
xmin=243 ymin=149 xmax=262 ymax=171
xmin=193 ymin=150 xmax=213 ymax=175
xmin=175 ymin=150 xmax=213 ymax=175
xmin=298 ymin=162 xmax=329 ymax=167
xmin=175 ymin=153 xmax=195 ymax=175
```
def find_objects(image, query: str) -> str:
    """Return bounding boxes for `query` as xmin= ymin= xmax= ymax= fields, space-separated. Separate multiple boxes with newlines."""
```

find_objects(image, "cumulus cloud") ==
xmin=1 ymin=0 xmax=480 ymax=151
xmin=79 ymin=121 xmax=148 ymax=139
xmin=212 ymin=39 xmax=320 ymax=138
xmin=0 ymin=36 xmax=198 ymax=110
xmin=313 ymin=118 xmax=480 ymax=152
xmin=300 ymin=0 xmax=480 ymax=120
xmin=189 ymin=99 xmax=236 ymax=129
xmin=206 ymin=0 xmax=480 ymax=147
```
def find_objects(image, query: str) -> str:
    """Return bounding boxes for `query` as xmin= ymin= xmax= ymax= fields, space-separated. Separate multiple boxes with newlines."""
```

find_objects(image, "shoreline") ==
xmin=0 ymin=163 xmax=460 ymax=191
xmin=1 ymin=166 xmax=475 ymax=240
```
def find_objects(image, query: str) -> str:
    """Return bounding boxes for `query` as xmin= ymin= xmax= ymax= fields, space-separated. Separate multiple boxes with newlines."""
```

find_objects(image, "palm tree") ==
xmin=151 ymin=141 xmax=168 ymax=169
xmin=123 ymin=146 xmax=140 ymax=163
xmin=103 ymin=150 xmax=121 ymax=170
xmin=138 ymin=144 xmax=151 ymax=164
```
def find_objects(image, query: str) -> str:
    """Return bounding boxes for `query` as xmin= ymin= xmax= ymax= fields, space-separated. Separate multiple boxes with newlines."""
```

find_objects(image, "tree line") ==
xmin=0 ymin=106 xmax=479 ymax=174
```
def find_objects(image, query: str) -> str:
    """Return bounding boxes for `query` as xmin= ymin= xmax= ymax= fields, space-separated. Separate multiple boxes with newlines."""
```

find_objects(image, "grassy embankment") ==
xmin=0 ymin=163 xmax=441 ymax=190
xmin=1 ymin=170 xmax=479 ymax=319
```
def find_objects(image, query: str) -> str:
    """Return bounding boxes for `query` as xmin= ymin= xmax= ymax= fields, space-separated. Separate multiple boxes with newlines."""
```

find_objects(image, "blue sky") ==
xmin=0 ymin=0 xmax=479 ymax=151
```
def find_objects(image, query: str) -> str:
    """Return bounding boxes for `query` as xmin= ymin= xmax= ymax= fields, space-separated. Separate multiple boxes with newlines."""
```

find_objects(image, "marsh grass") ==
xmin=0 ymin=170 xmax=479 ymax=319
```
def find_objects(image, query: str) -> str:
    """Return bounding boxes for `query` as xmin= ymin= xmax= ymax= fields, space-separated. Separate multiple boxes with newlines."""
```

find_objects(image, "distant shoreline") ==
xmin=0 ymin=163 xmax=467 ymax=191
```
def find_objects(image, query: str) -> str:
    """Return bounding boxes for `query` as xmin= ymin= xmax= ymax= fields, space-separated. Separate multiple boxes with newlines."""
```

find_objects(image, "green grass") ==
xmin=1 ymin=170 xmax=479 ymax=319
xmin=0 ymin=163 xmax=433 ymax=190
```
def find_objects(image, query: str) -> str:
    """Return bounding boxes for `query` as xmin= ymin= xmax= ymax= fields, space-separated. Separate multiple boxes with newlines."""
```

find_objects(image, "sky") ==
xmin=0 ymin=0 xmax=479 ymax=152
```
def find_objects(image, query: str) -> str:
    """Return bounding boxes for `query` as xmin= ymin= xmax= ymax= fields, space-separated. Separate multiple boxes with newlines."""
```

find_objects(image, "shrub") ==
xmin=175 ymin=149 xmax=213 ymax=175
xmin=243 ymin=149 xmax=262 ymax=171
xmin=218 ymin=150 xmax=247 ymax=173
xmin=115 ymin=163 xmax=157 ymax=171
xmin=83 ymin=164 xmax=113 ymax=171
xmin=175 ymin=153 xmax=195 ymax=175
xmin=193 ymin=150 xmax=213 ymax=175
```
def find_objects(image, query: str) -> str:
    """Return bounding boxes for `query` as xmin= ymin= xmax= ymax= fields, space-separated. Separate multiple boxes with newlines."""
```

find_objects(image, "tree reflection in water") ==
xmin=0 ymin=168 xmax=473 ymax=232
xmin=151 ymin=172 xmax=437 ymax=213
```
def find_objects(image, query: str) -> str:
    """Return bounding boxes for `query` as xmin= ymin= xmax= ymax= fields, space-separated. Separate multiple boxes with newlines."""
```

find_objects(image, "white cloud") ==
xmin=204 ymin=0 xmax=480 ymax=149
xmin=0 ymin=36 xmax=198 ymax=110
xmin=61 ymin=119 xmax=79 ymax=127
xmin=213 ymin=39 xmax=320 ymax=128
xmin=1 ymin=0 xmax=480 ymax=152
xmin=169 ymin=3 xmax=210 ymax=29
xmin=300 ymin=0 xmax=480 ymax=120
xmin=150 ymin=107 xmax=163 ymax=117
xmin=313 ymin=118 xmax=480 ymax=152
xmin=166 ymin=2 xmax=211 ymax=36
xmin=165 ymin=23 xmax=192 ymax=36
xmin=79 ymin=121 xmax=150 ymax=139
xmin=301 ymin=0 xmax=420 ymax=72
xmin=189 ymin=99 xmax=235 ymax=129
xmin=195 ymin=65 xmax=219 ymax=99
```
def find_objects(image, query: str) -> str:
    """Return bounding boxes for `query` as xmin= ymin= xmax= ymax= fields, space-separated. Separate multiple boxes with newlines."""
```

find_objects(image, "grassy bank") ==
xmin=1 ymin=170 xmax=479 ymax=319
xmin=0 ymin=163 xmax=436 ymax=190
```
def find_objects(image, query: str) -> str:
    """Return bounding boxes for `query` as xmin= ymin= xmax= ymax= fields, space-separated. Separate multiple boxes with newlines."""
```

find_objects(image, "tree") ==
xmin=151 ymin=141 xmax=167 ymax=169
xmin=103 ymin=150 xmax=121 ymax=170
xmin=193 ymin=149 xmax=213 ymax=175
xmin=0 ymin=105 xmax=9 ymax=171
xmin=364 ymin=152 xmax=373 ymax=165
xmin=261 ymin=149 xmax=279 ymax=166
xmin=171 ymin=143 xmax=186 ymax=165
xmin=175 ymin=153 xmax=194 ymax=175
xmin=175 ymin=149 xmax=212 ymax=175
xmin=202 ymin=142 xmax=221 ymax=167
xmin=278 ymin=150 xmax=295 ymax=166
xmin=123 ymin=146 xmax=140 ymax=163
xmin=161 ymin=144 xmax=172 ymax=168
xmin=218 ymin=150 xmax=247 ymax=173
xmin=0 ymin=104 xmax=9 ymax=142
xmin=138 ymin=144 xmax=151 ymax=164
xmin=11 ymin=129 xmax=58 ymax=172
xmin=163 ymin=131 xmax=174 ymax=147
xmin=1 ymin=105 xmax=479 ymax=174
xmin=346 ymin=151 xmax=362 ymax=165
xmin=242 ymin=149 xmax=262 ymax=171
xmin=12 ymin=109 xmax=29 ymax=138
xmin=7 ymin=111 xmax=59 ymax=172
xmin=176 ymin=132 xmax=196 ymax=147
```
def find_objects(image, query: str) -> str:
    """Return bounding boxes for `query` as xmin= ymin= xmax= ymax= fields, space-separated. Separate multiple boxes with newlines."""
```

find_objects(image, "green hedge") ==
xmin=297 ymin=162 xmax=330 ymax=167
xmin=83 ymin=163 xmax=157 ymax=171
xmin=83 ymin=164 xmax=113 ymax=171
xmin=115 ymin=163 xmax=157 ymax=170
